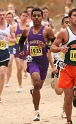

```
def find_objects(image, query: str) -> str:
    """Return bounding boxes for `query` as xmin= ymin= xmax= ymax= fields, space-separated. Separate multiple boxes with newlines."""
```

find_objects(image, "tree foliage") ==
xmin=0 ymin=0 xmax=75 ymax=17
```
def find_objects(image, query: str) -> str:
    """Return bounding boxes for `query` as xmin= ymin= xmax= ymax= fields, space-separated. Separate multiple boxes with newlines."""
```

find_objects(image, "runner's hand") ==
xmin=19 ymin=51 xmax=24 ymax=59
xmin=52 ymin=65 xmax=58 ymax=74
xmin=60 ymin=46 xmax=69 ymax=54
xmin=38 ymin=40 xmax=45 ymax=48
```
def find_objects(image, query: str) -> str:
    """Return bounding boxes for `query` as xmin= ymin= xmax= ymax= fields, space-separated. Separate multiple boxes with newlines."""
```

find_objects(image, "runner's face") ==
xmin=31 ymin=11 xmax=43 ymax=25
xmin=0 ymin=11 xmax=5 ymax=22
xmin=62 ymin=18 xmax=70 ymax=28
xmin=70 ymin=12 xmax=76 ymax=26
xmin=6 ymin=14 xmax=14 ymax=24
xmin=66 ymin=0 xmax=72 ymax=6
xmin=27 ymin=8 xmax=33 ymax=16
xmin=20 ymin=13 xmax=28 ymax=22
xmin=8 ymin=4 xmax=15 ymax=10
xmin=42 ymin=9 xmax=49 ymax=18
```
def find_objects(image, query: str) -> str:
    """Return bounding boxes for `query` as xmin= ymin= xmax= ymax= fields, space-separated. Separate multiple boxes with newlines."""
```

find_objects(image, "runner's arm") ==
xmin=19 ymin=31 xmax=26 ymax=52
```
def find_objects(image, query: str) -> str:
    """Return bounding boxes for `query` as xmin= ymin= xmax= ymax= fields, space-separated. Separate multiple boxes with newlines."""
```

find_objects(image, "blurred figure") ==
xmin=56 ymin=0 xmax=74 ymax=18
xmin=51 ymin=15 xmax=69 ymax=118
xmin=0 ymin=9 xmax=16 ymax=102
xmin=5 ymin=11 xmax=17 ymax=87
xmin=26 ymin=5 xmax=34 ymax=23
xmin=41 ymin=5 xmax=55 ymax=32
xmin=26 ymin=6 xmax=34 ymax=27
xmin=51 ymin=9 xmax=76 ymax=124
xmin=7 ymin=3 xmax=19 ymax=22
xmin=14 ymin=10 xmax=28 ymax=92
xmin=8 ymin=3 xmax=15 ymax=10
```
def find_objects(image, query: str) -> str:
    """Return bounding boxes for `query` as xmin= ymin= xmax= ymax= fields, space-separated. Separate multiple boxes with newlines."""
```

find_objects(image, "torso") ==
xmin=15 ymin=24 xmax=23 ymax=44
xmin=65 ymin=6 xmax=74 ymax=14
xmin=0 ymin=23 xmax=10 ymax=50
xmin=28 ymin=25 xmax=48 ymax=59
xmin=61 ymin=26 xmax=76 ymax=65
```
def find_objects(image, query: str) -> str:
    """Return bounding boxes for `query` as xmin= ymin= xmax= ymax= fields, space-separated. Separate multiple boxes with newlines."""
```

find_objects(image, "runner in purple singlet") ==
xmin=18 ymin=7 xmax=57 ymax=121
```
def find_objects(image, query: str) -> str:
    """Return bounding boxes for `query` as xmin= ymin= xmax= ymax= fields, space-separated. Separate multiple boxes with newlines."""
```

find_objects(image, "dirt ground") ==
xmin=0 ymin=60 xmax=76 ymax=124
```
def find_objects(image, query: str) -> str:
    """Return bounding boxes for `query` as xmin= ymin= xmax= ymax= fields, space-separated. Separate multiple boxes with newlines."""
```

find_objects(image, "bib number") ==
xmin=16 ymin=37 xmax=20 ymax=44
xmin=70 ymin=50 xmax=76 ymax=61
xmin=30 ymin=46 xmax=42 ymax=56
xmin=0 ymin=41 xmax=6 ymax=50
xmin=60 ymin=52 xmax=65 ymax=59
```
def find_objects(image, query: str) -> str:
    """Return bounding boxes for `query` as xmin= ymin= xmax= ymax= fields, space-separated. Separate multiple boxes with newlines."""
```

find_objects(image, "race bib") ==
xmin=16 ymin=37 xmax=20 ymax=44
xmin=0 ymin=41 xmax=6 ymax=50
xmin=60 ymin=52 xmax=65 ymax=59
xmin=70 ymin=50 xmax=76 ymax=61
xmin=30 ymin=46 xmax=42 ymax=56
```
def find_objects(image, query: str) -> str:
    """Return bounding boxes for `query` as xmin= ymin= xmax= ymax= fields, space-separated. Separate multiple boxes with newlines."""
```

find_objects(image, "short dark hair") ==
xmin=20 ymin=10 xmax=27 ymax=16
xmin=26 ymin=6 xmax=34 ymax=10
xmin=61 ymin=16 xmax=68 ymax=24
xmin=68 ymin=8 xmax=76 ymax=17
xmin=71 ymin=0 xmax=73 ymax=2
xmin=31 ymin=7 xmax=43 ymax=17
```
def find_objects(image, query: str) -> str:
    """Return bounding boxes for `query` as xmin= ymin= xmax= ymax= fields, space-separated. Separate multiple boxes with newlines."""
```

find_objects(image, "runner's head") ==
xmin=0 ymin=9 xmax=6 ymax=22
xmin=41 ymin=5 xmax=49 ymax=18
xmin=31 ymin=7 xmax=43 ymax=26
xmin=26 ymin=6 xmax=34 ymax=17
xmin=61 ymin=16 xmax=69 ymax=28
xmin=66 ymin=0 xmax=73 ymax=6
xmin=19 ymin=10 xmax=28 ymax=22
xmin=68 ymin=8 xmax=76 ymax=26
xmin=6 ymin=11 xmax=14 ymax=24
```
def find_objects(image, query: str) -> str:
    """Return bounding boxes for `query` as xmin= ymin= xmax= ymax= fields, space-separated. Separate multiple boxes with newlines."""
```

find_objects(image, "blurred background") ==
xmin=0 ymin=0 xmax=76 ymax=32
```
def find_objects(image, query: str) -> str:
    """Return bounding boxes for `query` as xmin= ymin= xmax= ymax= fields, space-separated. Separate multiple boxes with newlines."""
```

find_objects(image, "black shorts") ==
xmin=0 ymin=60 xmax=9 ymax=67
xmin=51 ymin=59 xmax=60 ymax=78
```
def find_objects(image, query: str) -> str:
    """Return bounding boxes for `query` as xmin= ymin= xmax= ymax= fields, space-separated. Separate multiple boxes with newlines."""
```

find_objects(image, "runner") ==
xmin=0 ymin=8 xmax=16 ymax=102
xmin=51 ymin=8 xmax=76 ymax=124
xmin=41 ymin=5 xmax=55 ymax=32
xmin=56 ymin=0 xmax=74 ymax=18
xmin=26 ymin=5 xmax=34 ymax=23
xmin=5 ymin=11 xmax=17 ymax=87
xmin=14 ymin=10 xmax=28 ymax=92
xmin=18 ymin=7 xmax=56 ymax=121
xmin=7 ymin=3 xmax=19 ymax=22
xmin=51 ymin=15 xmax=69 ymax=118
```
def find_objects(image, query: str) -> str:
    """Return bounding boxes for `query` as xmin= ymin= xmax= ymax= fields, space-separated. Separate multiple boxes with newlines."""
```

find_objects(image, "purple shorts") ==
xmin=14 ymin=43 xmax=26 ymax=60
xmin=27 ymin=62 xmax=48 ymax=80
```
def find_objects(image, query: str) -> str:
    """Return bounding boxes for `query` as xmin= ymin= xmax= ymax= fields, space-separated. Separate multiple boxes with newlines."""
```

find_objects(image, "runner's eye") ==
xmin=64 ymin=21 xmax=69 ymax=24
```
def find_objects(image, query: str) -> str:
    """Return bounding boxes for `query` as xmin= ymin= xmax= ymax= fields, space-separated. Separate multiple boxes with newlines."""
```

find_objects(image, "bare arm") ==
xmin=51 ymin=30 xmax=69 ymax=53
xmin=46 ymin=27 xmax=55 ymax=42
xmin=47 ymin=50 xmax=58 ymax=74
xmin=49 ymin=18 xmax=55 ymax=32
xmin=56 ymin=14 xmax=64 ymax=18
xmin=9 ymin=26 xmax=16 ymax=43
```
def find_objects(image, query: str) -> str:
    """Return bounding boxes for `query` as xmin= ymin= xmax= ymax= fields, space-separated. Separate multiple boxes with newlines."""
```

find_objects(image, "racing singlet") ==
xmin=0 ymin=23 xmax=10 ymax=62
xmin=62 ymin=26 xmax=76 ymax=65
xmin=28 ymin=25 xmax=49 ymax=68
xmin=15 ymin=24 xmax=23 ymax=44
xmin=0 ymin=24 xmax=10 ymax=50
xmin=14 ymin=24 xmax=26 ymax=60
